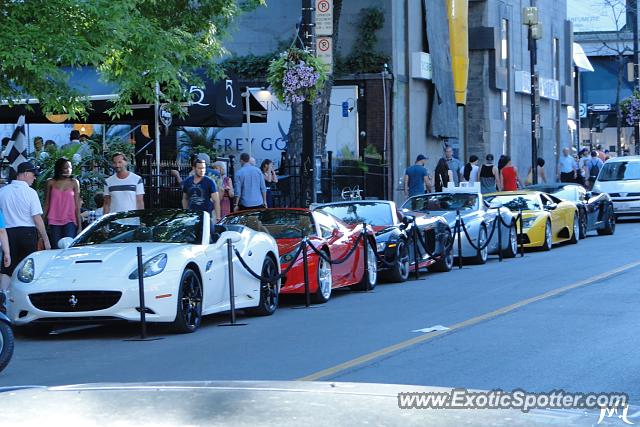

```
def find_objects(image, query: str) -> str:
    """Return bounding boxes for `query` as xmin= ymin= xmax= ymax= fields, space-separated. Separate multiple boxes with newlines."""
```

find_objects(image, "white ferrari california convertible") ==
xmin=7 ymin=209 xmax=281 ymax=334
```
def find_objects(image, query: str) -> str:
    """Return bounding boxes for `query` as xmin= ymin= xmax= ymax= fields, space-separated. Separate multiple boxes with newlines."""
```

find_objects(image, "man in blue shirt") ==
xmin=234 ymin=153 xmax=267 ymax=210
xmin=404 ymin=154 xmax=432 ymax=198
xmin=182 ymin=159 xmax=221 ymax=221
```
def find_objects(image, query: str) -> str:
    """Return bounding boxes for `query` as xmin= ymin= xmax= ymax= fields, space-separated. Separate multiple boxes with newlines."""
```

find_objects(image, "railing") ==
xmin=137 ymin=151 xmax=388 ymax=209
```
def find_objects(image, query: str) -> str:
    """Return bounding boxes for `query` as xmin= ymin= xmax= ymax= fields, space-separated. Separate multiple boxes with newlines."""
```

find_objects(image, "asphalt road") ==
xmin=2 ymin=219 xmax=640 ymax=405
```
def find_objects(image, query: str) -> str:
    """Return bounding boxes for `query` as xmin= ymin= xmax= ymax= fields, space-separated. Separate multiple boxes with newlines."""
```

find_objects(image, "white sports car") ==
xmin=7 ymin=209 xmax=281 ymax=334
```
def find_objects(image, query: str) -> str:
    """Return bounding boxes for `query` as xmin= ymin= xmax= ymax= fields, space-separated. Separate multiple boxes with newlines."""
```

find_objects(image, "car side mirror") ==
xmin=489 ymin=201 xmax=503 ymax=209
xmin=331 ymin=228 xmax=343 ymax=238
xmin=219 ymin=230 xmax=243 ymax=243
xmin=58 ymin=237 xmax=74 ymax=249
xmin=585 ymin=191 xmax=593 ymax=200
xmin=544 ymin=202 xmax=557 ymax=210
xmin=401 ymin=214 xmax=415 ymax=229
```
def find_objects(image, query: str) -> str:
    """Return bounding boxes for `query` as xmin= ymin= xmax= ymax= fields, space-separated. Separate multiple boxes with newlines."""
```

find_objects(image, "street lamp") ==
xmin=523 ymin=6 xmax=542 ymax=184
xmin=241 ymin=89 xmax=252 ymax=157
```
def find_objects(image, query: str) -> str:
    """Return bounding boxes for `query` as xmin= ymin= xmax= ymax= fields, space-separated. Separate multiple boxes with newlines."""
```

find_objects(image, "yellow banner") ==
xmin=447 ymin=0 xmax=469 ymax=105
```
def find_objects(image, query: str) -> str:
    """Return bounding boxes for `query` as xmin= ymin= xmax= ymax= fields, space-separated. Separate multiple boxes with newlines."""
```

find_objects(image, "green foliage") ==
xmin=0 ymin=0 xmax=265 ymax=119
xmin=221 ymin=53 xmax=276 ymax=80
xmin=336 ymin=7 xmax=389 ymax=75
xmin=363 ymin=144 xmax=382 ymax=160
xmin=337 ymin=145 xmax=367 ymax=172
xmin=177 ymin=127 xmax=221 ymax=158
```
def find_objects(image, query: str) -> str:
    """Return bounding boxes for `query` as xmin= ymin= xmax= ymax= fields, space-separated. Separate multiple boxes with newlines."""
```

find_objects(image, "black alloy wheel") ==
xmin=173 ymin=268 xmax=203 ymax=333
xmin=0 ymin=322 xmax=14 ymax=373
xmin=248 ymin=256 xmax=279 ymax=315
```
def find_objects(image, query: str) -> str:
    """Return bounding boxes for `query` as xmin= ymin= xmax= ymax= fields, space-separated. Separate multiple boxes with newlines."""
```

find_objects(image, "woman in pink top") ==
xmin=44 ymin=157 xmax=82 ymax=249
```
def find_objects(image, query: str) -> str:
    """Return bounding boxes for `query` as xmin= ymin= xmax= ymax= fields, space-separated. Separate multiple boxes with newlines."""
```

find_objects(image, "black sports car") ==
xmin=526 ymin=183 xmax=615 ymax=238
xmin=313 ymin=200 xmax=453 ymax=282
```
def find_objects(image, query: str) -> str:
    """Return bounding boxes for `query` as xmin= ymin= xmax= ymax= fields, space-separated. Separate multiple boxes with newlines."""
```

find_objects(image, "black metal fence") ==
xmin=138 ymin=152 xmax=389 ymax=209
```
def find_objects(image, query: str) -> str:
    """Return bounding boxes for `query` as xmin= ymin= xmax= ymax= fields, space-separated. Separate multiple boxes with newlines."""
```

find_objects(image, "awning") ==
xmin=242 ymin=87 xmax=269 ymax=124
xmin=0 ymin=68 xmax=244 ymax=127
xmin=573 ymin=43 xmax=594 ymax=72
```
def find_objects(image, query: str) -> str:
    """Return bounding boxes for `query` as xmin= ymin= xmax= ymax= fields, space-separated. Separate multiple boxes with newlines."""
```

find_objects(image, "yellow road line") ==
xmin=297 ymin=259 xmax=640 ymax=381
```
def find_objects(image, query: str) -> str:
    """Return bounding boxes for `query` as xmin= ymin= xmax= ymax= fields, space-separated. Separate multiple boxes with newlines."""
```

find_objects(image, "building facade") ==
xmin=466 ymin=0 xmax=573 ymax=181
xmin=571 ymin=0 xmax=637 ymax=155
xmin=223 ymin=0 xmax=573 ymax=204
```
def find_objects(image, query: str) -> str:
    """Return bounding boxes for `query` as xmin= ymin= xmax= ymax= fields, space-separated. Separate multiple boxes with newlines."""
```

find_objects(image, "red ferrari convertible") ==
xmin=221 ymin=208 xmax=377 ymax=303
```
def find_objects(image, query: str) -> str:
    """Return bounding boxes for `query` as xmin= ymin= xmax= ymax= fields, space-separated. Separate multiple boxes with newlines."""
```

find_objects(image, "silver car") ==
xmin=402 ymin=189 xmax=519 ymax=263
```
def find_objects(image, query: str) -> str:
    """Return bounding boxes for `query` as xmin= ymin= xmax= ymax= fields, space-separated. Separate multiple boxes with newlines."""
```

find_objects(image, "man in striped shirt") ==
xmin=103 ymin=152 xmax=145 ymax=214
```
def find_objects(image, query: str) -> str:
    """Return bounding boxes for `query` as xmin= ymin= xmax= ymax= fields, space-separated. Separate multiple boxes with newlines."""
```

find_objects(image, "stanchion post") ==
xmin=302 ymin=237 xmax=310 ymax=307
xmin=412 ymin=223 xmax=420 ymax=280
xmin=456 ymin=211 xmax=463 ymax=269
xmin=227 ymin=238 xmax=237 ymax=324
xmin=518 ymin=210 xmax=524 ymax=257
xmin=362 ymin=223 xmax=369 ymax=292
xmin=497 ymin=208 xmax=503 ymax=262
xmin=136 ymin=246 xmax=147 ymax=339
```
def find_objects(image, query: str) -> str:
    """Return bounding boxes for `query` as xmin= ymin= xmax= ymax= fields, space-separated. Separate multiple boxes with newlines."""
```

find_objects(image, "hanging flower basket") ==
xmin=620 ymin=90 xmax=640 ymax=125
xmin=267 ymin=47 xmax=328 ymax=105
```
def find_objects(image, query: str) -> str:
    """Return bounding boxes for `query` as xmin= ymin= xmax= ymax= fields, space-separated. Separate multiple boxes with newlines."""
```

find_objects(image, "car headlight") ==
xmin=279 ymin=249 xmax=298 ymax=264
xmin=17 ymin=258 xmax=35 ymax=283
xmin=521 ymin=217 xmax=538 ymax=228
xmin=129 ymin=254 xmax=167 ymax=280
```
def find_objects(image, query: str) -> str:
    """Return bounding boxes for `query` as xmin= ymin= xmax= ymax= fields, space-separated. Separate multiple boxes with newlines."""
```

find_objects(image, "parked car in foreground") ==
xmin=485 ymin=191 xmax=579 ymax=251
xmin=402 ymin=186 xmax=518 ymax=263
xmin=592 ymin=155 xmax=640 ymax=218
xmin=221 ymin=208 xmax=377 ymax=304
xmin=8 ymin=209 xmax=281 ymax=335
xmin=313 ymin=200 xmax=453 ymax=281
xmin=526 ymin=183 xmax=615 ymax=238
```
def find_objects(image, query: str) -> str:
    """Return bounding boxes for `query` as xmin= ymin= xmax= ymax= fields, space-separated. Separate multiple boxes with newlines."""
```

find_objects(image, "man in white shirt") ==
xmin=557 ymin=147 xmax=577 ymax=183
xmin=103 ymin=152 xmax=145 ymax=214
xmin=0 ymin=161 xmax=51 ymax=292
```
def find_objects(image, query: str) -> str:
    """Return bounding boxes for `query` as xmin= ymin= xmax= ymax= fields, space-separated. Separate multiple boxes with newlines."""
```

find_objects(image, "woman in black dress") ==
xmin=434 ymin=158 xmax=453 ymax=192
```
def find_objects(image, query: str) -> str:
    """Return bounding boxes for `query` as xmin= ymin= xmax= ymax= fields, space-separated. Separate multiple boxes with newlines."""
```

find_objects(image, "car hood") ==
xmin=33 ymin=243 xmax=177 ymax=279
xmin=277 ymin=238 xmax=305 ymax=256
xmin=0 ymin=381 xmax=628 ymax=426
xmin=594 ymin=179 xmax=640 ymax=193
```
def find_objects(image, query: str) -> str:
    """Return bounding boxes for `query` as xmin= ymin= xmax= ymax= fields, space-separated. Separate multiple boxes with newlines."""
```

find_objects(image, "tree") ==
xmin=286 ymin=0 xmax=343 ymax=159
xmin=0 ymin=0 xmax=264 ymax=119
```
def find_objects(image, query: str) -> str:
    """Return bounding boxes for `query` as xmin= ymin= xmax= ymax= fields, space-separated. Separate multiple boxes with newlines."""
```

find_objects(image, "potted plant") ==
xmin=267 ymin=47 xmax=328 ymax=105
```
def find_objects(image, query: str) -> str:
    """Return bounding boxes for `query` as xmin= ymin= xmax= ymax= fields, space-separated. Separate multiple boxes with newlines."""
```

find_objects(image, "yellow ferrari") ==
xmin=485 ymin=191 xmax=580 ymax=250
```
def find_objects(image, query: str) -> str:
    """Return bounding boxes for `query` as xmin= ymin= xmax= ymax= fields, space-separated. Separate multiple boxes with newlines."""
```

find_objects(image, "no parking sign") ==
xmin=316 ymin=0 xmax=333 ymax=36
xmin=316 ymin=36 xmax=333 ymax=73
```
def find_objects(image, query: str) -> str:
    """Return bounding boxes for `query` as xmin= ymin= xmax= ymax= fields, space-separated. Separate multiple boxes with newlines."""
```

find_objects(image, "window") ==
xmin=552 ymin=38 xmax=559 ymax=80
xmin=500 ymin=19 xmax=510 ymax=155
xmin=500 ymin=19 xmax=508 ymax=67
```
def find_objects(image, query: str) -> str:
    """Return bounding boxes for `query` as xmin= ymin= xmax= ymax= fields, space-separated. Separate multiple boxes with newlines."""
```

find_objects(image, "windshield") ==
xmin=551 ymin=187 xmax=577 ymax=201
xmin=484 ymin=194 xmax=541 ymax=211
xmin=403 ymin=194 xmax=478 ymax=212
xmin=72 ymin=210 xmax=203 ymax=246
xmin=319 ymin=203 xmax=394 ymax=226
xmin=221 ymin=209 xmax=315 ymax=239
xmin=598 ymin=161 xmax=640 ymax=181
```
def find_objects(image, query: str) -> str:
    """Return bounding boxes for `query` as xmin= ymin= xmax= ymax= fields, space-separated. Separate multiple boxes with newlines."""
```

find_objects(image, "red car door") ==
xmin=312 ymin=211 xmax=360 ymax=286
